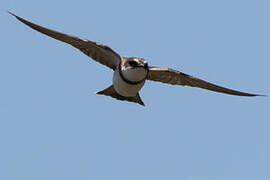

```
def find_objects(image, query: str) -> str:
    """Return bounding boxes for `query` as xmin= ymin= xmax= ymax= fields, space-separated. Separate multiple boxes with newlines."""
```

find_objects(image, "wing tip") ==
xmin=8 ymin=11 xmax=17 ymax=18
xmin=8 ymin=11 xmax=24 ymax=22
xmin=234 ymin=93 xmax=266 ymax=97
xmin=253 ymin=94 xmax=267 ymax=97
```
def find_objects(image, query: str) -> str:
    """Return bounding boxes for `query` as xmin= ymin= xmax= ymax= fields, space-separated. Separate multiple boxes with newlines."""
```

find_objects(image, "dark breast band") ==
xmin=118 ymin=65 xmax=149 ymax=85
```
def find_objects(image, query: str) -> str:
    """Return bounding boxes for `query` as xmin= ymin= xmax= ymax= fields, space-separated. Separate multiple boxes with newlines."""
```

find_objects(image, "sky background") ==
xmin=1 ymin=0 xmax=269 ymax=179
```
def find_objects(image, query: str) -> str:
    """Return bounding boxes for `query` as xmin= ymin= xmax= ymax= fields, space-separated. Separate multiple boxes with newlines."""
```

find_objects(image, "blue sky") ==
xmin=1 ymin=0 xmax=269 ymax=179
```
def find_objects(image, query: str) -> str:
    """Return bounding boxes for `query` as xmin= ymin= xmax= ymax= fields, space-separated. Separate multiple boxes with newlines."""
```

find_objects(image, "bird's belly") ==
xmin=113 ymin=70 xmax=145 ymax=97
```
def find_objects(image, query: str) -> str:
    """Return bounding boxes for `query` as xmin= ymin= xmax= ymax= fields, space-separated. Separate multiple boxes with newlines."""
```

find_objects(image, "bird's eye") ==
xmin=129 ymin=61 xmax=138 ymax=66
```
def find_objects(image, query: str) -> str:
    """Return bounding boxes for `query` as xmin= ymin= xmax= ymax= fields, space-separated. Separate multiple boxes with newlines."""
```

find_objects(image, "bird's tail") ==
xmin=96 ymin=85 xmax=145 ymax=106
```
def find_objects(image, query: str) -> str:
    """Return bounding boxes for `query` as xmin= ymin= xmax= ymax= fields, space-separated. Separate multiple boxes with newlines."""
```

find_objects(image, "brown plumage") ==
xmin=147 ymin=67 xmax=262 ymax=97
xmin=9 ymin=12 xmax=264 ymax=106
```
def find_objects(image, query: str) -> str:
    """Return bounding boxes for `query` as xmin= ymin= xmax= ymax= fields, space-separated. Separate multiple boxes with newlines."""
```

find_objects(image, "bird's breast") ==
xmin=121 ymin=67 xmax=148 ymax=82
xmin=113 ymin=69 xmax=145 ymax=97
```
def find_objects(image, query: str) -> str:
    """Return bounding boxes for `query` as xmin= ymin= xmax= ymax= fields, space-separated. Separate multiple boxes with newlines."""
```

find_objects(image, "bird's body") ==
xmin=113 ymin=66 xmax=146 ymax=97
xmin=9 ymin=12 xmax=264 ymax=106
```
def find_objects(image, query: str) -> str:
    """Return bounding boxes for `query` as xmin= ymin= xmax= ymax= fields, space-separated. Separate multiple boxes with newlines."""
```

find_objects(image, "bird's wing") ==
xmin=147 ymin=67 xmax=262 ymax=96
xmin=9 ymin=12 xmax=120 ymax=70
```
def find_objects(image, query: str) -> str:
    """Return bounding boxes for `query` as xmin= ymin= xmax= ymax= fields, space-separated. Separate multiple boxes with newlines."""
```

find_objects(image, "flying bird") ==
xmin=9 ymin=12 xmax=263 ymax=106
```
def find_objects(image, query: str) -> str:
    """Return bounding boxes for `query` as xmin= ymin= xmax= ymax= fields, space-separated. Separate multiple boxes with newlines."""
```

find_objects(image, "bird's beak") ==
xmin=144 ymin=63 xmax=148 ymax=69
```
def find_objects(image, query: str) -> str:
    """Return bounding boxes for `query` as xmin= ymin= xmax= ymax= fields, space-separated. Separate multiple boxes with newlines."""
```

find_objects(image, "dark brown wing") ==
xmin=147 ymin=67 xmax=262 ymax=96
xmin=9 ymin=12 xmax=120 ymax=70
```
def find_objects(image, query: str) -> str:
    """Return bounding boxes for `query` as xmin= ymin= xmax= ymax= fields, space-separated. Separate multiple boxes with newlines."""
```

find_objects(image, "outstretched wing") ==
xmin=147 ymin=67 xmax=262 ymax=96
xmin=9 ymin=12 xmax=120 ymax=70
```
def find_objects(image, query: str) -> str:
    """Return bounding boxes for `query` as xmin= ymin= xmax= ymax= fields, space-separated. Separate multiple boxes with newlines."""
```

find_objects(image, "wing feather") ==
xmin=9 ymin=12 xmax=120 ymax=70
xmin=147 ymin=67 xmax=262 ymax=96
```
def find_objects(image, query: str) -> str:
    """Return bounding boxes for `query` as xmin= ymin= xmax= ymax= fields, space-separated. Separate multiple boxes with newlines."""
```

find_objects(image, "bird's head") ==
xmin=120 ymin=57 xmax=149 ymax=83
xmin=124 ymin=57 xmax=148 ymax=70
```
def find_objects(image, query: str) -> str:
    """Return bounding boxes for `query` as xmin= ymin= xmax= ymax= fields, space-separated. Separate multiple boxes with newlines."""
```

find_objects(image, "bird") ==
xmin=9 ymin=12 xmax=263 ymax=106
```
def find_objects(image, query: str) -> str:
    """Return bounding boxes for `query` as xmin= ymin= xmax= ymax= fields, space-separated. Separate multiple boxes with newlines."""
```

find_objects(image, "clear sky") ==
xmin=1 ymin=0 xmax=269 ymax=180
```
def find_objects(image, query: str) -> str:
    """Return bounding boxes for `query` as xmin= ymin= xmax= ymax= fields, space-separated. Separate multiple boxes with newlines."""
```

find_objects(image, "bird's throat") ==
xmin=120 ymin=67 xmax=148 ymax=84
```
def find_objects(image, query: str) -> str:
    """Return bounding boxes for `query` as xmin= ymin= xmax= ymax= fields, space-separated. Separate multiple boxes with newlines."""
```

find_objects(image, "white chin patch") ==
xmin=122 ymin=67 xmax=147 ymax=82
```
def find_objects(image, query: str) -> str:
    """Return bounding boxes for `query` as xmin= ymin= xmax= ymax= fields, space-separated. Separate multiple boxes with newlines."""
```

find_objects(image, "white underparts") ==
xmin=113 ymin=67 xmax=147 ymax=97
xmin=121 ymin=67 xmax=148 ymax=82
